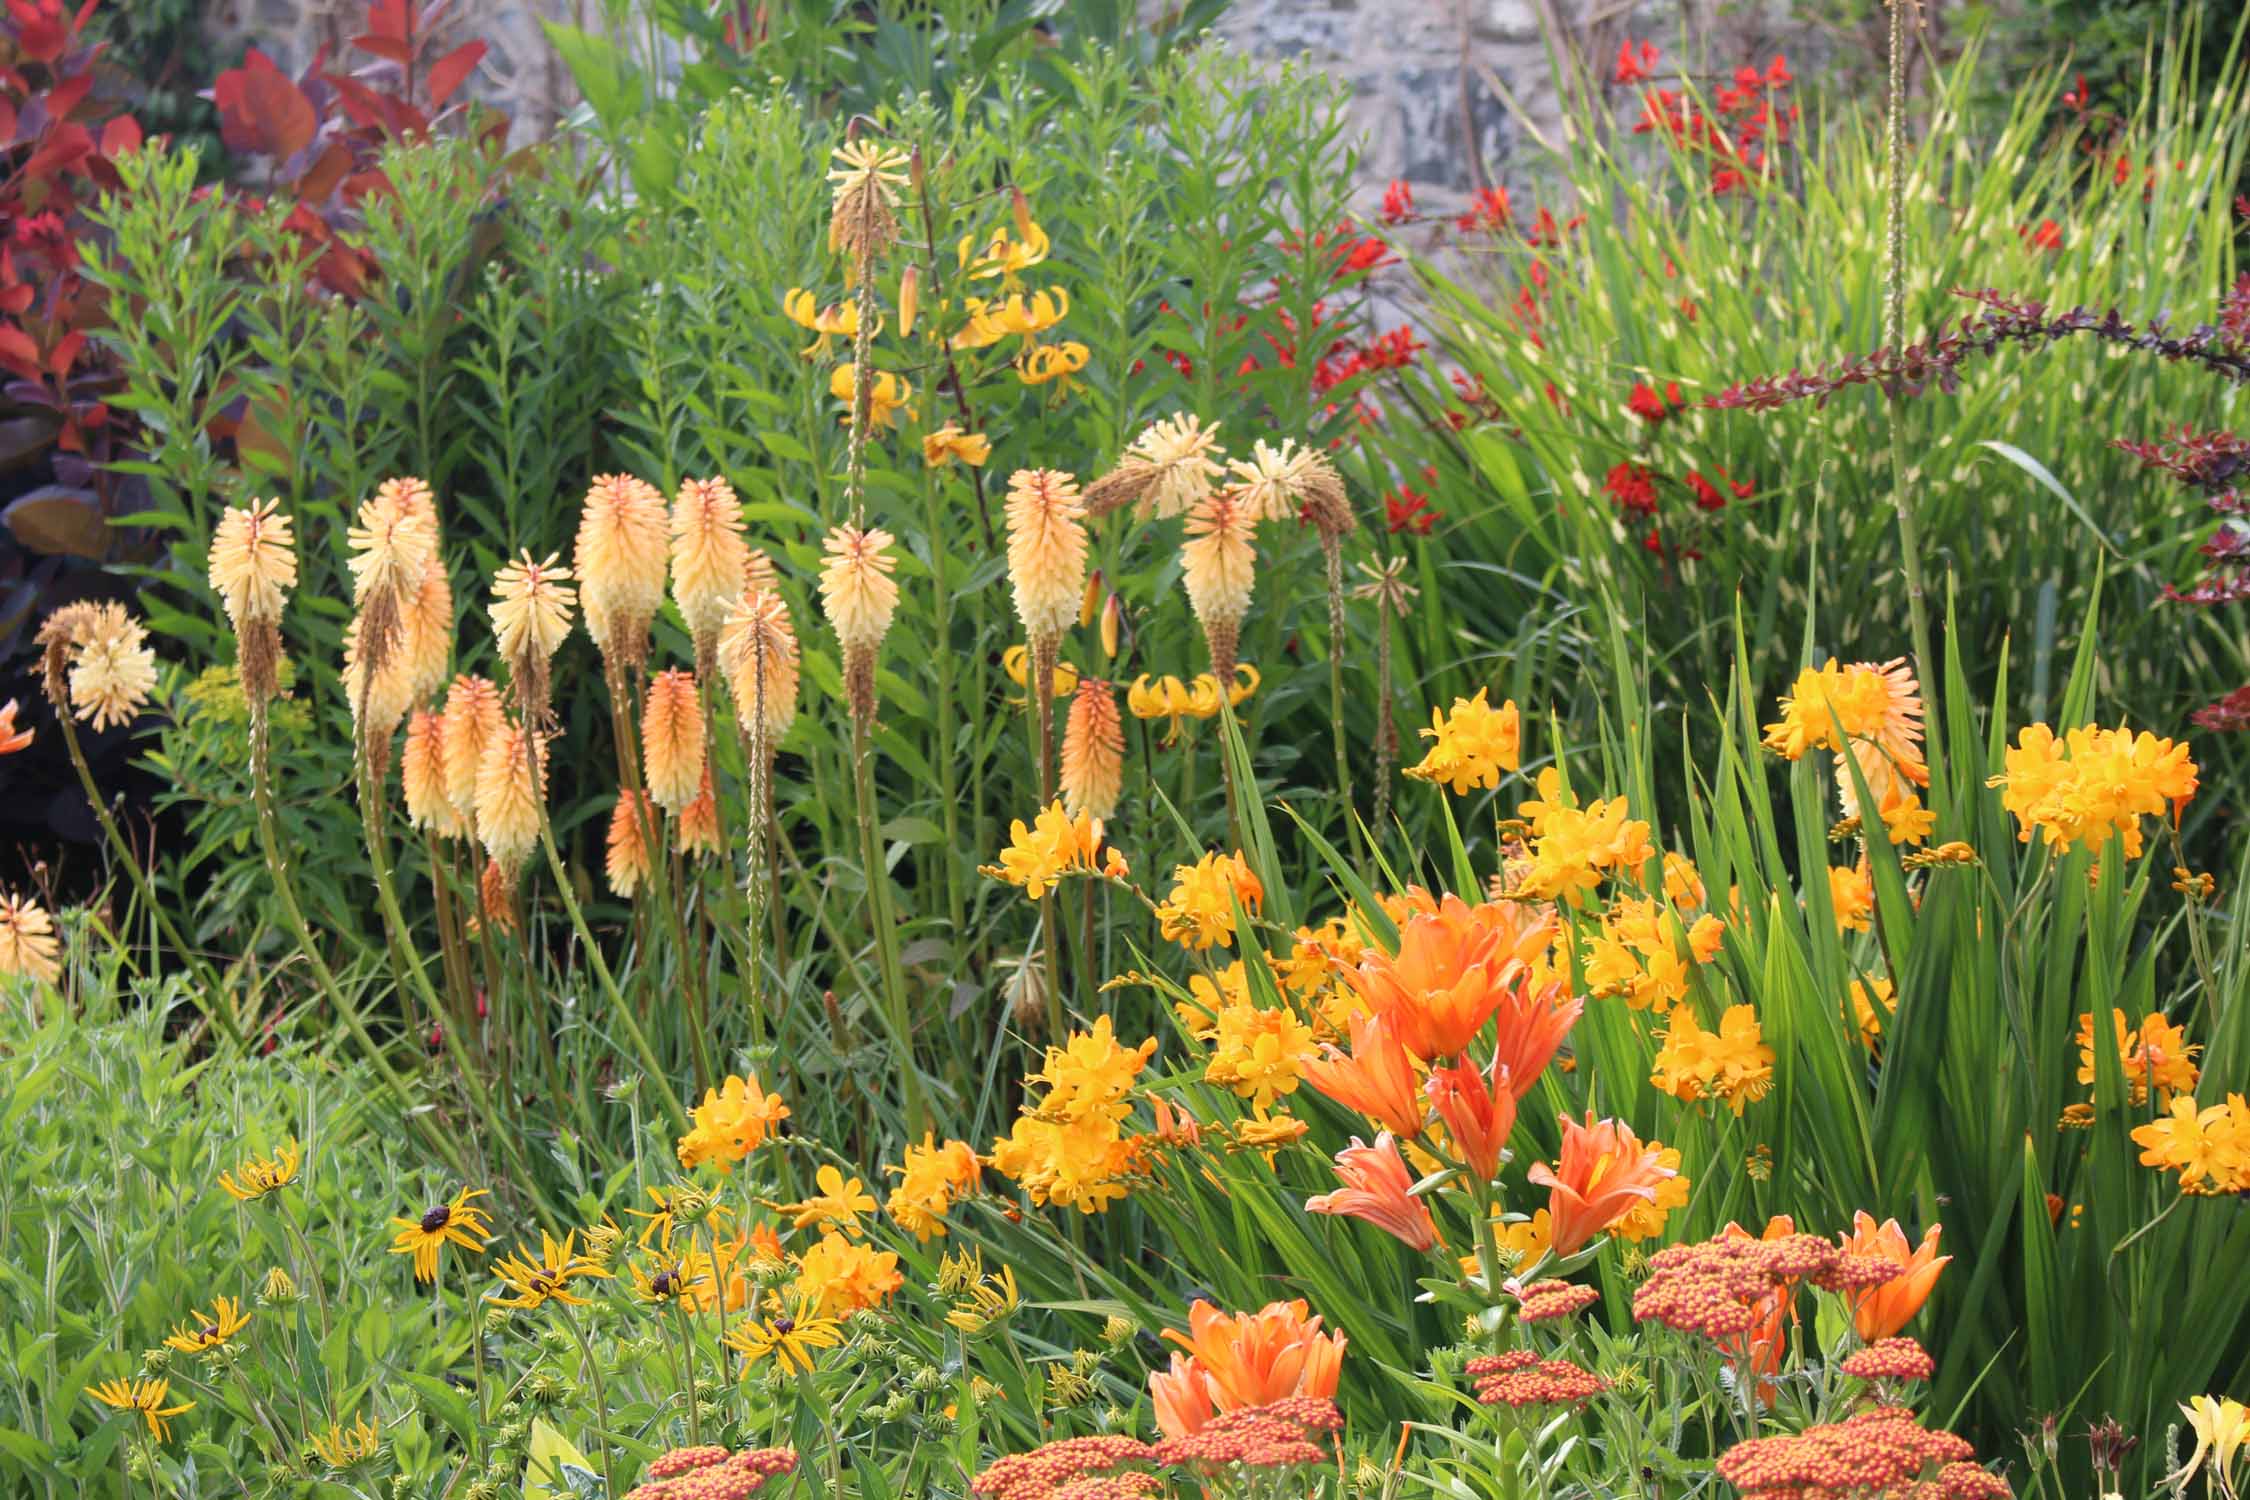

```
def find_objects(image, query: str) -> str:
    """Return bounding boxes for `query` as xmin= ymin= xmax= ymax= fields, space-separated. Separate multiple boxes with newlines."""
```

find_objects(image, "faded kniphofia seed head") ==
xmin=670 ymin=477 xmax=749 ymax=667
xmin=1084 ymin=413 xmax=1225 ymax=520
xmin=342 ymin=612 xmax=414 ymax=752
xmin=574 ymin=473 xmax=670 ymax=670
xmin=1005 ymin=468 xmax=1088 ymax=649
xmin=641 ymin=668 xmax=707 ymax=815
xmin=58 ymin=603 xmax=157 ymax=732
xmin=1227 ymin=438 xmax=1322 ymax=524
xmin=826 ymin=139 xmax=910 ymax=268
xmin=721 ymin=588 xmax=801 ymax=742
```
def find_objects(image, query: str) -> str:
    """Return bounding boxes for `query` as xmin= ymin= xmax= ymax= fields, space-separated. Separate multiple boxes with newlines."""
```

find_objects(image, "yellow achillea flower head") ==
xmin=401 ymin=710 xmax=464 ymax=837
xmin=827 ymin=138 xmax=910 ymax=266
xmin=345 ymin=478 xmax=438 ymax=608
xmin=439 ymin=675 xmax=504 ymax=833
xmin=574 ymin=472 xmax=669 ymax=669
xmin=606 ymin=790 xmax=654 ymax=898
xmin=1156 ymin=850 xmax=1264 ymax=950
xmin=163 ymin=1295 xmax=250 ymax=1354
xmin=217 ymin=1139 xmax=302 ymax=1202
xmin=1060 ymin=677 xmax=1124 ymax=821
xmin=720 ymin=588 xmax=800 ymax=741
xmin=669 ymin=476 xmax=750 ymax=669
xmin=0 ymin=890 xmax=61 ymax=985
xmin=1004 ymin=468 xmax=1088 ymax=648
xmin=678 ymin=1073 xmax=791 ymax=1172
xmin=84 ymin=1376 xmax=193 ymax=1442
xmin=640 ymin=668 xmax=706 ymax=815
xmin=209 ymin=499 xmax=296 ymax=627
xmin=1180 ymin=493 xmax=1257 ymax=686
xmin=923 ymin=424 xmax=991 ymax=467
xmin=1650 ymin=1003 xmax=1775 ymax=1115
xmin=475 ymin=720 xmax=546 ymax=875
xmin=490 ymin=1229 xmax=614 ymax=1310
xmin=819 ymin=525 xmax=899 ymax=722
xmin=1406 ymin=688 xmax=1522 ymax=794
xmin=675 ymin=764 xmax=721 ymax=857
xmin=1085 ymin=413 xmax=1225 ymax=519
xmin=309 ymin=1414 xmax=383 ymax=1470
xmin=56 ymin=602 xmax=157 ymax=731
xmin=386 ymin=1186 xmax=494 ymax=1284
xmin=1988 ymin=722 xmax=2199 ymax=857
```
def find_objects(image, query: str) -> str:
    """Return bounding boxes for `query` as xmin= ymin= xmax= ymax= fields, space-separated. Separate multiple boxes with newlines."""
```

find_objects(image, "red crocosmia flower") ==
xmin=1381 ymin=179 xmax=1416 ymax=225
xmin=1613 ymin=39 xmax=1658 ymax=85
xmin=1685 ymin=471 xmax=1726 ymax=511
xmin=1642 ymin=528 xmax=1667 ymax=555
xmin=2063 ymin=73 xmax=2089 ymax=112
xmin=2020 ymin=219 xmax=2063 ymax=252
xmin=1626 ymin=381 xmax=1682 ymax=425
xmin=1386 ymin=486 xmax=1441 ymax=536
xmin=1765 ymin=54 xmax=1792 ymax=87
xmin=1335 ymin=235 xmax=1395 ymax=277
xmin=1455 ymin=187 xmax=1512 ymax=233
xmin=1605 ymin=462 xmax=1659 ymax=516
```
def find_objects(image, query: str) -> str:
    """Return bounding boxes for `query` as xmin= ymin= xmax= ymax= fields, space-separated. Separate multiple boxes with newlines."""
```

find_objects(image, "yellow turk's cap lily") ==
xmin=1126 ymin=665 xmax=1259 ymax=742
xmin=1002 ymin=644 xmax=1078 ymax=700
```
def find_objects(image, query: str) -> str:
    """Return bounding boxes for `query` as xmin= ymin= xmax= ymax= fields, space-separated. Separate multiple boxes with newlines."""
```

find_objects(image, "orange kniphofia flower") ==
xmin=440 ymin=675 xmax=504 ymax=830
xmin=642 ymin=668 xmax=707 ymax=814
xmin=669 ymin=476 xmax=749 ymax=661
xmin=675 ymin=763 xmax=721 ymax=857
xmin=606 ymin=790 xmax=654 ymax=898
xmin=398 ymin=559 xmax=454 ymax=703
xmin=1527 ymin=1112 xmax=1676 ymax=1256
xmin=0 ymin=891 xmax=61 ymax=984
xmin=1839 ymin=1211 xmax=1949 ymax=1341
xmin=208 ymin=499 xmax=297 ymax=627
xmin=1305 ymin=1133 xmax=1438 ymax=1251
xmin=1344 ymin=893 xmax=1516 ymax=1062
xmin=818 ymin=524 xmax=900 ymax=655
xmin=1179 ymin=491 xmax=1257 ymax=683
xmin=1426 ymin=1054 xmax=1517 ymax=1181
xmin=402 ymin=711 xmax=463 ymax=836
xmin=1004 ymin=468 xmax=1088 ymax=646
xmin=489 ymin=551 xmax=575 ymax=672
xmin=574 ymin=472 xmax=669 ymax=667
xmin=1158 ymin=1299 xmax=1345 ymax=1433
xmin=1059 ymin=677 xmax=1124 ymax=820
xmin=1302 ymin=1009 xmax=1427 ymax=1138
xmin=475 ymin=720 xmax=545 ymax=875
xmin=345 ymin=477 xmax=438 ymax=607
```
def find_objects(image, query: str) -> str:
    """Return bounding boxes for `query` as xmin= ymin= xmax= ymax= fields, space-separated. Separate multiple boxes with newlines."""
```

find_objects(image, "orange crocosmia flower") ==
xmin=1526 ymin=1112 xmax=1676 ymax=1256
xmin=0 ymin=698 xmax=31 ymax=755
xmin=1839 ymin=1210 xmax=1950 ymax=1341
xmin=1305 ymin=1133 xmax=1438 ymax=1251
xmin=1425 ymin=1054 xmax=1516 ymax=1181
xmin=1301 ymin=1009 xmax=1428 ymax=1138
xmin=1488 ymin=979 xmax=1585 ymax=1101
xmin=1345 ymin=893 xmax=1518 ymax=1062
xmin=1159 ymin=1299 xmax=1346 ymax=1423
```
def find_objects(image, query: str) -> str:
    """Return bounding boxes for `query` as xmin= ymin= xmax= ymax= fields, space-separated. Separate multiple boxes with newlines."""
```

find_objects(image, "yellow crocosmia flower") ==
xmin=1609 ymin=1146 xmax=1689 ymax=1241
xmin=1203 ymin=1002 xmax=1317 ymax=1112
xmin=980 ymin=801 xmax=1114 ymax=900
xmin=1988 ymin=721 xmax=2199 ymax=857
xmin=769 ymin=1164 xmax=878 ymax=1236
xmin=1650 ymin=1004 xmax=1775 ymax=1115
xmin=1154 ymin=850 xmax=1263 ymax=951
xmin=790 ymin=1230 xmax=904 ymax=1316
xmin=1406 ymin=687 xmax=1521 ymax=795
xmin=1016 ymin=340 xmax=1089 ymax=390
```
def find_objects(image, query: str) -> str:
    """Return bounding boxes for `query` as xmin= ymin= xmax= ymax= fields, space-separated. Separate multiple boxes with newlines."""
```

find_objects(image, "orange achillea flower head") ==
xmin=1302 ymin=1009 xmax=1427 ymax=1138
xmin=209 ymin=498 xmax=296 ymax=628
xmin=402 ymin=711 xmax=464 ymax=837
xmin=1426 ymin=1053 xmax=1517 ymax=1180
xmin=720 ymin=588 xmax=801 ymax=741
xmin=677 ymin=1072 xmax=790 ymax=1172
xmin=641 ymin=668 xmax=707 ymax=815
xmin=1004 ymin=468 xmax=1088 ymax=648
xmin=574 ymin=472 xmax=669 ymax=669
xmin=606 ymin=790 xmax=654 ymax=898
xmin=440 ymin=675 xmax=504 ymax=833
xmin=1838 ymin=1211 xmax=1949 ymax=1341
xmin=669 ymin=476 xmax=750 ymax=667
xmin=1527 ymin=1112 xmax=1676 ymax=1256
xmin=1060 ymin=678 xmax=1124 ymax=821
xmin=675 ymin=763 xmax=722 ymax=857
xmin=1180 ymin=492 xmax=1257 ymax=685
xmin=475 ymin=720 xmax=546 ymax=876
xmin=0 ymin=890 xmax=61 ymax=985
xmin=1344 ymin=893 xmax=1518 ymax=1062
xmin=1156 ymin=1299 xmax=1345 ymax=1438
xmin=1305 ymin=1132 xmax=1438 ymax=1250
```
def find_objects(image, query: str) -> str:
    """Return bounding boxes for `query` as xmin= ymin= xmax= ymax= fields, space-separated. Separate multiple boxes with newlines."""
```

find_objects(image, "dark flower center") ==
xmin=420 ymin=1205 xmax=451 ymax=1233
xmin=772 ymin=1316 xmax=796 ymax=1335
xmin=201 ymin=1324 xmax=220 ymax=1340
xmin=652 ymin=1271 xmax=677 ymax=1295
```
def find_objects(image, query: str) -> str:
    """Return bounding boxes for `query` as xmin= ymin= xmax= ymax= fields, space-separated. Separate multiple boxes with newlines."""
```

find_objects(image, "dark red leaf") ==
xmin=98 ymin=114 xmax=141 ymax=158
xmin=2 ymin=485 xmax=109 ymax=558
xmin=350 ymin=32 xmax=413 ymax=64
xmin=296 ymin=140 xmax=354 ymax=204
xmin=0 ymin=327 xmax=41 ymax=382
xmin=424 ymin=40 xmax=485 ymax=108
xmin=45 ymin=72 xmax=92 ymax=122
xmin=45 ymin=330 xmax=82 ymax=379
xmin=243 ymin=63 xmax=319 ymax=159
xmin=0 ymin=99 xmax=16 ymax=144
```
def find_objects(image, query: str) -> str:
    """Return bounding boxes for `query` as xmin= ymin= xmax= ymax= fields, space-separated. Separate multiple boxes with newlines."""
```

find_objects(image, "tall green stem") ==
xmin=850 ymin=722 xmax=930 ymax=1134
xmin=1882 ymin=0 xmax=1936 ymax=693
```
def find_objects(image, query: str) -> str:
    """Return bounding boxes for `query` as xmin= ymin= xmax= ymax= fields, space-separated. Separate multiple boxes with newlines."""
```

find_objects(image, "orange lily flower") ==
xmin=1526 ymin=1112 xmax=1675 ymax=1255
xmin=1426 ymin=1055 xmax=1517 ymax=1181
xmin=1488 ymin=979 xmax=1585 ymax=1100
xmin=1149 ymin=1352 xmax=1216 ymax=1439
xmin=0 ymin=699 xmax=30 ymax=755
xmin=1302 ymin=1010 xmax=1427 ymax=1138
xmin=1840 ymin=1210 xmax=1950 ymax=1340
xmin=1306 ymin=1133 xmax=1439 ymax=1251
xmin=1346 ymin=894 xmax=1512 ymax=1061
xmin=1157 ymin=1299 xmax=1346 ymax=1436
